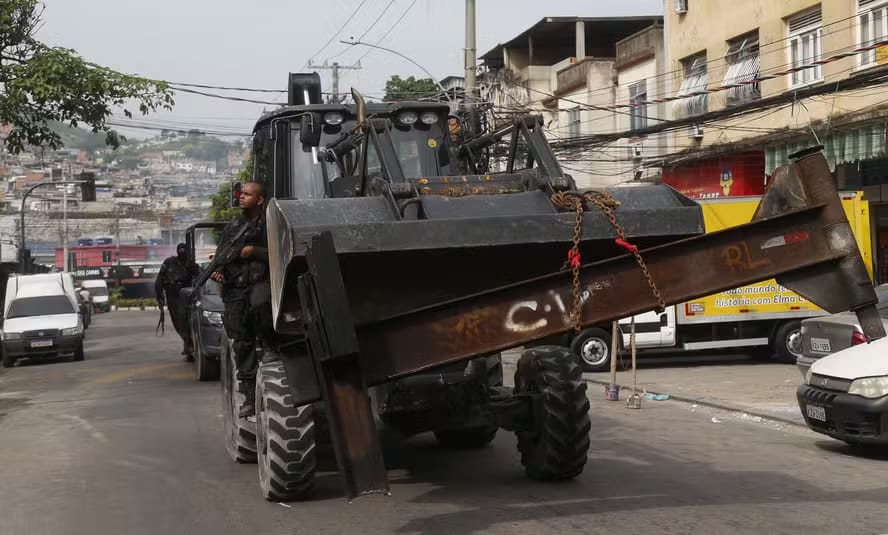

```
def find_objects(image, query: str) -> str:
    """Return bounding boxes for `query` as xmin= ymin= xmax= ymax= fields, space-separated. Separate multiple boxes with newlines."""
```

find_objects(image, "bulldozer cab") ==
xmin=251 ymin=100 xmax=458 ymax=202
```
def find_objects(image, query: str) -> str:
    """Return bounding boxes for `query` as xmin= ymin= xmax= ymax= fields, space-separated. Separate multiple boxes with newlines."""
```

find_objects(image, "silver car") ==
xmin=798 ymin=283 xmax=888 ymax=377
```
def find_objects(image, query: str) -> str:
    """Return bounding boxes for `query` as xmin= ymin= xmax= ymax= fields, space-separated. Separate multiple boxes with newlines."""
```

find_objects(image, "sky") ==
xmin=38 ymin=0 xmax=662 ymax=140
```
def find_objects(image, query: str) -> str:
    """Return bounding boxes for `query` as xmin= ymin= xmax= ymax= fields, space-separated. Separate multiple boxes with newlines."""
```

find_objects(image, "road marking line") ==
xmin=92 ymin=363 xmax=181 ymax=384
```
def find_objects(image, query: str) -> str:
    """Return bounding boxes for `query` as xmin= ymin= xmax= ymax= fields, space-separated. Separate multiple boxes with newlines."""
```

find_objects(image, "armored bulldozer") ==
xmin=215 ymin=72 xmax=885 ymax=502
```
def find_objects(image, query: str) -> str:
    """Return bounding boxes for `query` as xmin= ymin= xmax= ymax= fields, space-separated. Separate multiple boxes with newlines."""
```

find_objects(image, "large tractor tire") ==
xmin=514 ymin=345 xmax=591 ymax=481
xmin=255 ymin=360 xmax=317 ymax=502
xmin=194 ymin=330 xmax=220 ymax=382
xmin=220 ymin=338 xmax=257 ymax=463
xmin=434 ymin=354 xmax=503 ymax=449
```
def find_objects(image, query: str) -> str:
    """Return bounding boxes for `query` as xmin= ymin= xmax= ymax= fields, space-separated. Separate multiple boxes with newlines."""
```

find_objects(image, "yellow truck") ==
xmin=568 ymin=192 xmax=873 ymax=372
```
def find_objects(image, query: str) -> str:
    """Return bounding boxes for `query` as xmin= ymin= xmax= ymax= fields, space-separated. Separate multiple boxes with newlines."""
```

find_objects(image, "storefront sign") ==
xmin=661 ymin=151 xmax=765 ymax=199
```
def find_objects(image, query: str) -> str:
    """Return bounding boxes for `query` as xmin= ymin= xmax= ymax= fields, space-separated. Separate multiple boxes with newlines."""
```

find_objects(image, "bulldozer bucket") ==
xmin=266 ymin=183 xmax=705 ymax=335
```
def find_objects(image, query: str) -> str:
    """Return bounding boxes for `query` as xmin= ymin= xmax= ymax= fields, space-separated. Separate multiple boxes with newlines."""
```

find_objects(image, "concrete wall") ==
xmin=666 ymin=0 xmax=885 ymax=149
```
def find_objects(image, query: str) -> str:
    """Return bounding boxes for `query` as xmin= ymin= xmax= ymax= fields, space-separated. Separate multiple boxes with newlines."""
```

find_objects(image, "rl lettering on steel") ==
xmin=722 ymin=242 xmax=771 ymax=273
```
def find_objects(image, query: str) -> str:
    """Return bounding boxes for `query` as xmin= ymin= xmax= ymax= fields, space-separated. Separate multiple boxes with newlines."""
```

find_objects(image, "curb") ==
xmin=583 ymin=377 xmax=806 ymax=428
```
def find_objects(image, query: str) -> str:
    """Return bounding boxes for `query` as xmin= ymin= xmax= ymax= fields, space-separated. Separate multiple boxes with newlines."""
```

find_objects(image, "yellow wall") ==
xmin=666 ymin=1 xmax=884 ymax=148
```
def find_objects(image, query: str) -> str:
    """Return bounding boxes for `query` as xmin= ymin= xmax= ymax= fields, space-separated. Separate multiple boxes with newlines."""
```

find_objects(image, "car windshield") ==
xmin=7 ymin=295 xmax=75 ymax=318
xmin=86 ymin=286 xmax=108 ymax=296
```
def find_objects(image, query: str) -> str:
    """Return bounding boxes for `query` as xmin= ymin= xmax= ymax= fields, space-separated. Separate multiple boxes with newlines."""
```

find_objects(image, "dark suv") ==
xmin=188 ymin=278 xmax=225 ymax=381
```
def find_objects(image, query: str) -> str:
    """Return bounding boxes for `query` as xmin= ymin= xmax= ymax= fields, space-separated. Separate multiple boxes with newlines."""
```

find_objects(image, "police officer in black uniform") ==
xmin=211 ymin=181 xmax=273 ymax=418
xmin=155 ymin=243 xmax=200 ymax=361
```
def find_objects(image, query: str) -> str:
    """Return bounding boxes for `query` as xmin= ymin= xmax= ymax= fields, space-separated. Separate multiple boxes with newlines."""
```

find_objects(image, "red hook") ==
xmin=615 ymin=238 xmax=637 ymax=253
xmin=568 ymin=249 xmax=581 ymax=269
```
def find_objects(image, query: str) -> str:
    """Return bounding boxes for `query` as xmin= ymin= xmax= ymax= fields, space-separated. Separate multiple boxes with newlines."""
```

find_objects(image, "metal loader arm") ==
xmin=294 ymin=147 xmax=884 ymax=501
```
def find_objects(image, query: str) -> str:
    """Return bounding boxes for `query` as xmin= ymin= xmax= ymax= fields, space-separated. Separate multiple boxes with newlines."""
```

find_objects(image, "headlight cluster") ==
xmin=202 ymin=310 xmax=223 ymax=325
xmin=1 ymin=332 xmax=21 ymax=341
xmin=848 ymin=376 xmax=888 ymax=399
xmin=323 ymin=112 xmax=344 ymax=125
xmin=62 ymin=327 xmax=82 ymax=336
xmin=397 ymin=110 xmax=439 ymax=125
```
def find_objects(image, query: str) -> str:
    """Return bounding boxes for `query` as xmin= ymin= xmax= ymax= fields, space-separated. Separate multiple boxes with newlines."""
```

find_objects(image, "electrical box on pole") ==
xmin=80 ymin=171 xmax=97 ymax=202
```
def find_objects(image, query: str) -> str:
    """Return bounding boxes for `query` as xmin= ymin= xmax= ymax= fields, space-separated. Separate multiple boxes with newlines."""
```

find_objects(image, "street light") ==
xmin=19 ymin=174 xmax=97 ymax=273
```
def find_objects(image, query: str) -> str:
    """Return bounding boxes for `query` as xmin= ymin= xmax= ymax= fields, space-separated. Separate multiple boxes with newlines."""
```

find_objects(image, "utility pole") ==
xmin=465 ymin=0 xmax=479 ymax=135
xmin=62 ymin=180 xmax=68 ymax=272
xmin=307 ymin=60 xmax=362 ymax=103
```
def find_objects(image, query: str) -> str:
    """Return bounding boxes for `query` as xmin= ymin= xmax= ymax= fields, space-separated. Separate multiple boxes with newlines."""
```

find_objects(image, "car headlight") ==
xmin=420 ymin=111 xmax=439 ymax=125
xmin=2 ymin=332 xmax=21 ymax=341
xmin=805 ymin=367 xmax=813 ymax=385
xmin=62 ymin=327 xmax=82 ymax=336
xmin=202 ymin=310 xmax=223 ymax=325
xmin=848 ymin=376 xmax=888 ymax=398
xmin=398 ymin=111 xmax=418 ymax=125
xmin=324 ymin=112 xmax=344 ymax=125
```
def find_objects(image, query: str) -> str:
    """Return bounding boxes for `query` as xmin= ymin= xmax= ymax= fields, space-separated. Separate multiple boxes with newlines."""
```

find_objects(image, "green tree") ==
xmin=0 ymin=0 xmax=175 ymax=153
xmin=383 ymin=75 xmax=438 ymax=101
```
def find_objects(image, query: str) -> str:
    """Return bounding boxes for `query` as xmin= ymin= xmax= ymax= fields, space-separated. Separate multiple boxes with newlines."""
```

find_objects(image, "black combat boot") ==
xmin=239 ymin=381 xmax=256 ymax=418
xmin=183 ymin=343 xmax=194 ymax=363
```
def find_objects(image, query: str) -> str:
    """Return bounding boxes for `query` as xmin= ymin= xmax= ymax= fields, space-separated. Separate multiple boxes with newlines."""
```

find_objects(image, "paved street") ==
xmin=2 ymin=312 xmax=888 ymax=535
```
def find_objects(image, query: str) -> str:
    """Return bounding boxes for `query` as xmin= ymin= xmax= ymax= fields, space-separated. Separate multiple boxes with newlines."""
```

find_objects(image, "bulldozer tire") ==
xmin=220 ymin=338 xmax=257 ymax=464
xmin=514 ymin=345 xmax=591 ymax=481
xmin=256 ymin=360 xmax=317 ymax=502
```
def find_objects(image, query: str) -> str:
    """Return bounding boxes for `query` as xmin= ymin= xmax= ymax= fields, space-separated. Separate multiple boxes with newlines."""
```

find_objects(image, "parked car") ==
xmin=1 ymin=273 xmax=84 ymax=367
xmin=187 ymin=278 xmax=224 ymax=381
xmin=798 ymin=334 xmax=888 ymax=446
xmin=797 ymin=283 xmax=888 ymax=378
xmin=81 ymin=279 xmax=111 ymax=312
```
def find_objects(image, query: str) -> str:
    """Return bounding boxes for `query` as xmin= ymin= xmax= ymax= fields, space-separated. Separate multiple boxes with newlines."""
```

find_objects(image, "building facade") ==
xmin=665 ymin=0 xmax=888 ymax=281
xmin=478 ymin=16 xmax=666 ymax=188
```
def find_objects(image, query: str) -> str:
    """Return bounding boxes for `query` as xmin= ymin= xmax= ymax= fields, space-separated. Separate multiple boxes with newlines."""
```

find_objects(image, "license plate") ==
xmin=806 ymin=404 xmax=827 ymax=422
xmin=810 ymin=337 xmax=831 ymax=353
xmin=30 ymin=339 xmax=53 ymax=348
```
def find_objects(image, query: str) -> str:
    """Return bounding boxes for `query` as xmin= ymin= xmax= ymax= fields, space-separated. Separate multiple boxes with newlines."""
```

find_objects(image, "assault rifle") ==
xmin=190 ymin=220 xmax=257 ymax=292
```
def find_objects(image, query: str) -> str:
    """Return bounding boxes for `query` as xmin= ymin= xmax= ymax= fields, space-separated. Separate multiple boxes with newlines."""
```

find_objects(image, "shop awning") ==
xmin=765 ymin=122 xmax=887 ymax=175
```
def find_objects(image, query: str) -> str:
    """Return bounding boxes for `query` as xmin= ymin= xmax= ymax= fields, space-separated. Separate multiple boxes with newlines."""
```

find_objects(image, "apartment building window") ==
xmin=675 ymin=53 xmax=708 ymax=118
xmin=859 ymin=0 xmax=888 ymax=67
xmin=102 ymin=250 xmax=113 ymax=263
xmin=567 ymin=108 xmax=581 ymax=138
xmin=629 ymin=80 xmax=648 ymax=131
xmin=788 ymin=8 xmax=823 ymax=88
xmin=723 ymin=32 xmax=760 ymax=106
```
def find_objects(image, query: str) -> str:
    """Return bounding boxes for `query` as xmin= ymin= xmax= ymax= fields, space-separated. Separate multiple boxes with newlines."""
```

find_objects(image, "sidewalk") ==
xmin=584 ymin=360 xmax=806 ymax=426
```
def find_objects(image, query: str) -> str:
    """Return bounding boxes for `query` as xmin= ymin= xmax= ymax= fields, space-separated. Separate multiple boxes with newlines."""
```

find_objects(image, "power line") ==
xmin=358 ymin=0 xmax=419 ymax=62
xmin=326 ymin=0 xmax=397 ymax=62
xmin=304 ymin=0 xmax=370 ymax=67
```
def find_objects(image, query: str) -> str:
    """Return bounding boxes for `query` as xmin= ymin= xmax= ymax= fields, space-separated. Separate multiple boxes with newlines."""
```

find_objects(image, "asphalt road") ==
xmin=2 ymin=311 xmax=888 ymax=535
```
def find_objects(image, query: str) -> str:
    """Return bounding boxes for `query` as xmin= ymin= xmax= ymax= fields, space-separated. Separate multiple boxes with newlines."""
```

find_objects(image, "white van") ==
xmin=1 ymin=273 xmax=84 ymax=368
xmin=81 ymin=279 xmax=110 ymax=312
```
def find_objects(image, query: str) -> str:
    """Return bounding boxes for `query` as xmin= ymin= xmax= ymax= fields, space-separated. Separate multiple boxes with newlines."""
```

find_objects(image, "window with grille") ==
xmin=102 ymin=250 xmax=113 ymax=263
xmin=723 ymin=32 xmax=760 ymax=106
xmin=673 ymin=53 xmax=708 ymax=119
xmin=567 ymin=108 xmax=581 ymax=138
xmin=788 ymin=8 xmax=823 ymax=88
xmin=629 ymin=80 xmax=647 ymax=131
xmin=859 ymin=0 xmax=888 ymax=67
